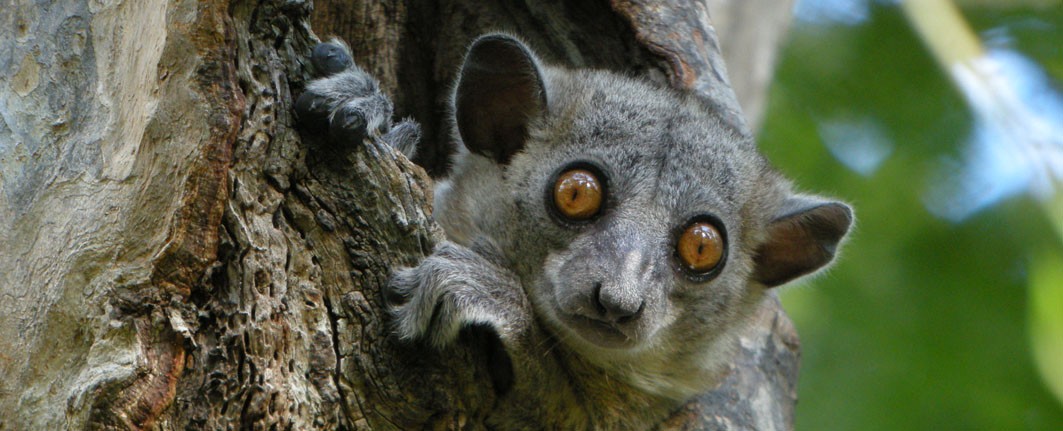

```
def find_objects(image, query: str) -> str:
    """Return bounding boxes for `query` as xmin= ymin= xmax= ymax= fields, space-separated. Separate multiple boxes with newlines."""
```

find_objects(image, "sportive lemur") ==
xmin=296 ymin=34 xmax=853 ymax=430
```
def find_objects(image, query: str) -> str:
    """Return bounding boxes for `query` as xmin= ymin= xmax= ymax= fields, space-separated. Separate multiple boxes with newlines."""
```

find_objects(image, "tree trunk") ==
xmin=0 ymin=0 xmax=796 ymax=429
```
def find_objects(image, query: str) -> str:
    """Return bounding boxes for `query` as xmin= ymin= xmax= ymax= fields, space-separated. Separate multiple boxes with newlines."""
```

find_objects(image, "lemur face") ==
xmin=443 ymin=34 xmax=851 ymax=365
xmin=494 ymin=72 xmax=772 ymax=356
xmin=533 ymin=159 xmax=735 ymax=352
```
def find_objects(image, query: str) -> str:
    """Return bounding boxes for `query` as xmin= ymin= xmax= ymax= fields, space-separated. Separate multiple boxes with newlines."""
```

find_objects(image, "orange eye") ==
xmin=677 ymin=221 xmax=724 ymax=273
xmin=553 ymin=169 xmax=603 ymax=221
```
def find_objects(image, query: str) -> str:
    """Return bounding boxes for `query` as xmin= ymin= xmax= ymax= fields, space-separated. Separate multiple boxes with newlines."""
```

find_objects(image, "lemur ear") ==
xmin=753 ymin=196 xmax=853 ymax=288
xmin=455 ymin=34 xmax=547 ymax=164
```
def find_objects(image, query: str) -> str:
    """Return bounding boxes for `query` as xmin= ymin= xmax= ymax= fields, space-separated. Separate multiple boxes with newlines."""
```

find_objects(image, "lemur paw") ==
xmin=295 ymin=40 xmax=420 ymax=157
xmin=385 ymin=242 xmax=513 ymax=348
xmin=386 ymin=260 xmax=466 ymax=348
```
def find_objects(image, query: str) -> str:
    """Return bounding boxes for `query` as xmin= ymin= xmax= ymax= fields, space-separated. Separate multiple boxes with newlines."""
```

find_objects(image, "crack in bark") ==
xmin=323 ymin=293 xmax=356 ymax=430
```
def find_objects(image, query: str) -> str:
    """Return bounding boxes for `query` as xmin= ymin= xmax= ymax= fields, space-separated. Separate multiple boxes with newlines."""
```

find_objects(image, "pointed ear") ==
xmin=753 ymin=196 xmax=853 ymax=287
xmin=454 ymin=34 xmax=547 ymax=164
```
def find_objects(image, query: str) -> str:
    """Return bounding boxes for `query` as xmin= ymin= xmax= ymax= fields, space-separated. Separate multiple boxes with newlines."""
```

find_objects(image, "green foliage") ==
xmin=761 ymin=4 xmax=1063 ymax=430
xmin=1031 ymin=246 xmax=1063 ymax=414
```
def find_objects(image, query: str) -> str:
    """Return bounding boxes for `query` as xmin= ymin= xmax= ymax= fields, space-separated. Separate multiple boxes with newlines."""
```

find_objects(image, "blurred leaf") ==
xmin=1030 ymin=245 xmax=1063 ymax=408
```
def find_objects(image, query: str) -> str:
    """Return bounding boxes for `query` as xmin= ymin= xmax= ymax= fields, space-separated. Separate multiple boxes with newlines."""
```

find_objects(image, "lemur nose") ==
xmin=592 ymin=282 xmax=645 ymax=324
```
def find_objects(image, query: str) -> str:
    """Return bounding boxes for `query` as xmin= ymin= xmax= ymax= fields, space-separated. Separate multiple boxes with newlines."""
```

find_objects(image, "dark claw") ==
xmin=294 ymin=91 xmax=330 ymax=132
xmin=329 ymin=105 xmax=368 ymax=143
xmin=312 ymin=43 xmax=354 ymax=76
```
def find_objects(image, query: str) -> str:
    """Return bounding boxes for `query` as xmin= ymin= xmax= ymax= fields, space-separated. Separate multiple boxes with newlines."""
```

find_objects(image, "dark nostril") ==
xmin=592 ymin=282 xmax=606 ymax=315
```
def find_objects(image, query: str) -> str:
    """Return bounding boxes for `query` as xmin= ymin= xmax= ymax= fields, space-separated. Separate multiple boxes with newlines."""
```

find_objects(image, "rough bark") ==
xmin=0 ymin=0 xmax=796 ymax=429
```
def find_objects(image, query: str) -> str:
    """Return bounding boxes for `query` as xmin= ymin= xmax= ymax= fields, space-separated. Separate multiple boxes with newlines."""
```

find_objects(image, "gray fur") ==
xmin=299 ymin=34 xmax=852 ymax=429
xmin=296 ymin=40 xmax=420 ymax=158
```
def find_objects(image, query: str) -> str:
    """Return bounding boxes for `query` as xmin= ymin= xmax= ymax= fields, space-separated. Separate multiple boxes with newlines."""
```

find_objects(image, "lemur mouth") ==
xmin=562 ymin=314 xmax=638 ymax=349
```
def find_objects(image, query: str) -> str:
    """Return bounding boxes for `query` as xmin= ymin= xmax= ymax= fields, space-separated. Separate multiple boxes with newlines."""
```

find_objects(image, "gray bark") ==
xmin=0 ymin=0 xmax=795 ymax=429
xmin=707 ymin=0 xmax=796 ymax=131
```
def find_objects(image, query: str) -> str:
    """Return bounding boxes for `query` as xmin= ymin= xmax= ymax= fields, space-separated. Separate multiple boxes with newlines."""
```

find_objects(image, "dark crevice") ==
xmin=321 ymin=294 xmax=355 ymax=430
